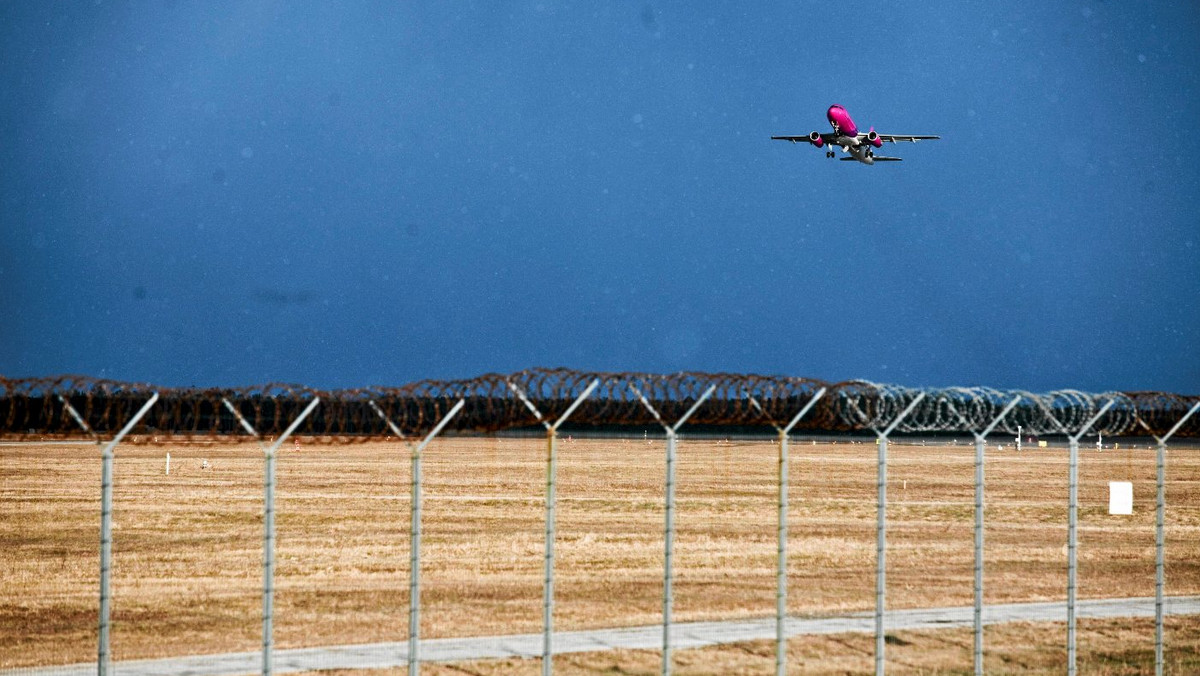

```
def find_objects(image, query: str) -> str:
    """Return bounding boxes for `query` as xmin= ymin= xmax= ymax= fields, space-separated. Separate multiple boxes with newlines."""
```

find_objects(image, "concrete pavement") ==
xmin=9 ymin=595 xmax=1199 ymax=676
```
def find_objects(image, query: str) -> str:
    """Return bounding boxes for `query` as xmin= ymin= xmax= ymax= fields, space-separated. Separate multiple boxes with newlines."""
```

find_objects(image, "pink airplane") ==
xmin=772 ymin=104 xmax=939 ymax=165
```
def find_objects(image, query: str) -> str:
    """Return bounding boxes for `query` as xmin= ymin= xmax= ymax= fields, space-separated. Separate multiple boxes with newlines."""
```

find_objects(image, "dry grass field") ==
xmin=2 ymin=435 xmax=1198 ymax=673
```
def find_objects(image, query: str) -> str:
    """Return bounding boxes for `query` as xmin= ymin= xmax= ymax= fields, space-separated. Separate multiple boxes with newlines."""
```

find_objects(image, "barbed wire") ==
xmin=0 ymin=368 xmax=1196 ymax=441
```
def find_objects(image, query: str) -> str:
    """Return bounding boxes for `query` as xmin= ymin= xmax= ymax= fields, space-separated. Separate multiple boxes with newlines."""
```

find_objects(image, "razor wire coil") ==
xmin=1 ymin=368 xmax=1195 ymax=441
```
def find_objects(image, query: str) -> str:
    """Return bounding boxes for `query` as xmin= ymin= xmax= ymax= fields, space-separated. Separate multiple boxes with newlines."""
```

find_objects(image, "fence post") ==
xmin=368 ymin=400 xmax=406 ymax=440
xmin=965 ymin=396 xmax=1022 ymax=676
xmin=224 ymin=396 xmax=322 ymax=676
xmin=508 ymin=379 xmax=600 ymax=676
xmin=369 ymin=397 xmax=466 ymax=675
xmin=390 ymin=398 xmax=465 ymax=676
xmin=872 ymin=392 xmax=925 ymax=676
xmin=1155 ymin=436 xmax=1165 ymax=676
xmin=261 ymin=399 xmax=320 ymax=676
xmin=1064 ymin=398 xmax=1115 ymax=676
xmin=751 ymin=387 xmax=827 ymax=676
xmin=58 ymin=394 xmax=101 ymax=443
xmin=632 ymin=384 xmax=716 ymax=676
xmin=96 ymin=393 xmax=159 ymax=676
xmin=1138 ymin=401 xmax=1200 ymax=676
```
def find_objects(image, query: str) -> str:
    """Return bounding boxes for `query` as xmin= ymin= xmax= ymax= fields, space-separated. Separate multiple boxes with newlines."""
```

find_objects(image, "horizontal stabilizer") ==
xmin=839 ymin=156 xmax=903 ymax=162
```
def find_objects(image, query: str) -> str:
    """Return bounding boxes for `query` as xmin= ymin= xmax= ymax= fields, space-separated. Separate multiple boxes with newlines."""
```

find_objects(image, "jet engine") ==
xmin=866 ymin=128 xmax=882 ymax=148
xmin=808 ymin=131 xmax=824 ymax=148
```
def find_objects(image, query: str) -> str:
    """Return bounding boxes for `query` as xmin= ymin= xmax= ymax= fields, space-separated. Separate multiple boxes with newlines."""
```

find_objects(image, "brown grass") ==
xmin=2 ymin=437 xmax=1198 ymax=671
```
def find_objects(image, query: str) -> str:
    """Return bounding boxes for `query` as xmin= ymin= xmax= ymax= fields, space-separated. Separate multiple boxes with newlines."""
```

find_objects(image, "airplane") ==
xmin=772 ymin=104 xmax=939 ymax=165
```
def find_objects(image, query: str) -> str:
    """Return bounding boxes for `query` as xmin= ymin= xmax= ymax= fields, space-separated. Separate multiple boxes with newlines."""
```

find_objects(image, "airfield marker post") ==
xmin=507 ymin=379 xmax=601 ymax=676
xmin=872 ymin=392 xmax=925 ymax=676
xmin=1065 ymin=398 xmax=1116 ymax=676
xmin=751 ymin=387 xmax=828 ymax=676
xmin=96 ymin=392 xmax=158 ymax=676
xmin=223 ymin=396 xmax=322 ymax=676
xmin=1137 ymin=401 xmax=1200 ymax=676
xmin=632 ymin=383 xmax=716 ymax=676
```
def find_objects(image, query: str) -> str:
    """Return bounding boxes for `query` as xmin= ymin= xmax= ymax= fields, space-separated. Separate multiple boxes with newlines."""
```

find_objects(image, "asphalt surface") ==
xmin=9 ymin=596 xmax=1198 ymax=676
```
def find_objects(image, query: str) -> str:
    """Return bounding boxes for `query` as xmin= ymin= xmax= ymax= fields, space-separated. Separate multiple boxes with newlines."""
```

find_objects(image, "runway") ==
xmin=10 ymin=596 xmax=1199 ymax=676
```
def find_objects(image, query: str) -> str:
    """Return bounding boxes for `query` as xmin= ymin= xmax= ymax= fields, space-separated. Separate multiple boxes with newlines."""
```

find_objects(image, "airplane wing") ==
xmin=867 ymin=134 xmax=940 ymax=143
xmin=771 ymin=133 xmax=836 ymax=145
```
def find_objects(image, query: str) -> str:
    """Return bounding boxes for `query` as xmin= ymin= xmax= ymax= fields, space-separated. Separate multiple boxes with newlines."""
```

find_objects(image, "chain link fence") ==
xmin=3 ymin=370 xmax=1199 ymax=675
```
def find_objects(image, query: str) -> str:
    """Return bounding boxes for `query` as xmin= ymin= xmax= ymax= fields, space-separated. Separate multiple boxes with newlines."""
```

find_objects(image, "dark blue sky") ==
xmin=2 ymin=3 xmax=1198 ymax=393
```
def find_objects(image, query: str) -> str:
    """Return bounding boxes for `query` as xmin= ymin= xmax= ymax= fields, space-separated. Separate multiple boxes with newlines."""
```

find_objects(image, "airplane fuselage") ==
xmin=826 ymin=104 xmax=878 ymax=164
xmin=827 ymin=104 xmax=859 ymax=136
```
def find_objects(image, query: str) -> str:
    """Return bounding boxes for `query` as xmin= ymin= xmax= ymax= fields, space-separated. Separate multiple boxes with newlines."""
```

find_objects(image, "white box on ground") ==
xmin=1109 ymin=481 xmax=1133 ymax=515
